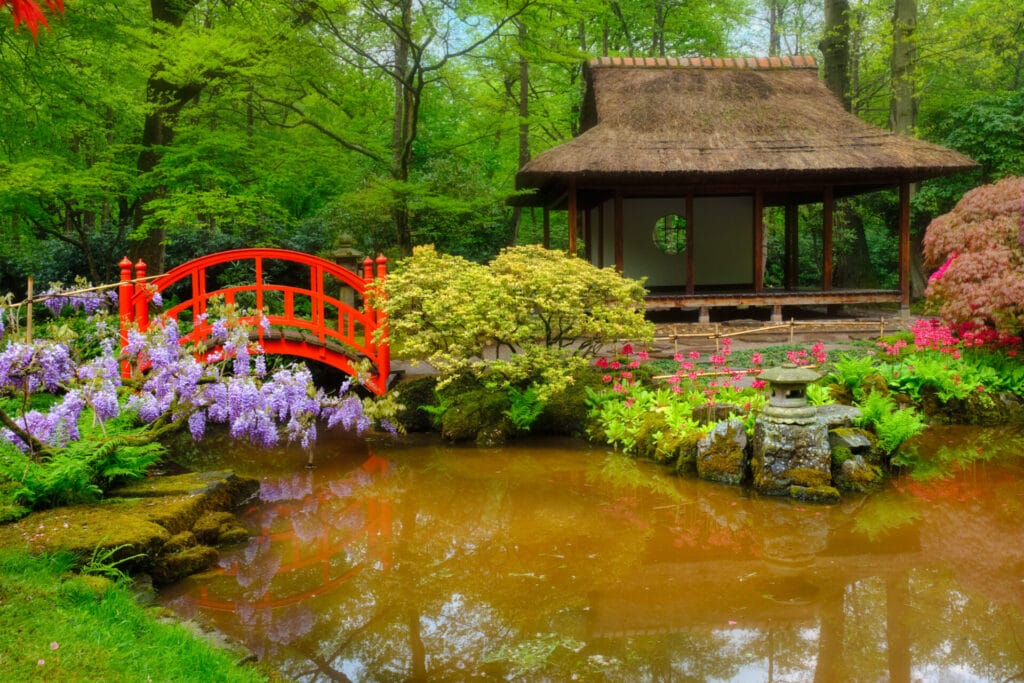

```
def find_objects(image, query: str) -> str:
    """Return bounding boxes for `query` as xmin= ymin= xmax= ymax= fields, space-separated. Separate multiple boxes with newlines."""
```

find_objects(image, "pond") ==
xmin=159 ymin=428 xmax=1024 ymax=681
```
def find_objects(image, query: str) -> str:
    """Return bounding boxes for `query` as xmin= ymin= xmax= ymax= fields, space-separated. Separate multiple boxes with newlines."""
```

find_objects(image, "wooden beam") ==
xmin=898 ymin=182 xmax=911 ymax=311
xmin=614 ymin=191 xmax=624 ymax=272
xmin=754 ymin=189 xmax=764 ymax=293
xmin=597 ymin=204 xmax=605 ymax=268
xmin=685 ymin=193 xmax=695 ymax=294
xmin=568 ymin=178 xmax=577 ymax=256
xmin=785 ymin=203 xmax=799 ymax=290
xmin=823 ymin=187 xmax=834 ymax=291
xmin=542 ymin=208 xmax=550 ymax=249
xmin=584 ymin=207 xmax=593 ymax=262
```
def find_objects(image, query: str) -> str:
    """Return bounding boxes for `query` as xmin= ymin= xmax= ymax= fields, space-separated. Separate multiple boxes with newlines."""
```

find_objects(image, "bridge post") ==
xmin=118 ymin=256 xmax=134 ymax=378
xmin=134 ymin=259 xmax=149 ymax=332
xmin=375 ymin=254 xmax=389 ymax=389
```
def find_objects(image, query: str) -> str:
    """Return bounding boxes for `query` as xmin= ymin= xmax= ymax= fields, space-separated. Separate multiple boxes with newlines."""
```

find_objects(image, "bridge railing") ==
xmin=118 ymin=248 xmax=390 ymax=395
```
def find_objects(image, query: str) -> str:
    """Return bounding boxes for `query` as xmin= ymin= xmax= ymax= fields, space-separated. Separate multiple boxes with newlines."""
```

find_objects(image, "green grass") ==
xmin=0 ymin=549 xmax=267 ymax=682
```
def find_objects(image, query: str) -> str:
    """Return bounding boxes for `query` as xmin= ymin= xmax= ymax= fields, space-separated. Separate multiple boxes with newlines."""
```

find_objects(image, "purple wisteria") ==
xmin=1 ymin=312 xmax=381 ymax=454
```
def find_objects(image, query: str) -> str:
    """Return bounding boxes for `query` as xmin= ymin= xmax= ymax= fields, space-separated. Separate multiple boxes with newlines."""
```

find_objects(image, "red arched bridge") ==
xmin=118 ymin=248 xmax=390 ymax=395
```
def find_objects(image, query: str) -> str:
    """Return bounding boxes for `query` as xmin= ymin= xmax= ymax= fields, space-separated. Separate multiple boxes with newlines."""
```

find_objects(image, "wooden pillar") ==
xmin=568 ymin=178 xmax=578 ymax=256
xmin=597 ymin=204 xmax=605 ymax=268
xmin=614 ymin=191 xmax=624 ymax=272
xmin=784 ymin=203 xmax=799 ymax=290
xmin=753 ymin=188 xmax=764 ymax=293
xmin=685 ymin=193 xmax=695 ymax=294
xmin=542 ymin=208 xmax=550 ymax=249
xmin=584 ymin=207 xmax=593 ymax=262
xmin=898 ymin=181 xmax=911 ymax=314
xmin=823 ymin=186 xmax=834 ymax=291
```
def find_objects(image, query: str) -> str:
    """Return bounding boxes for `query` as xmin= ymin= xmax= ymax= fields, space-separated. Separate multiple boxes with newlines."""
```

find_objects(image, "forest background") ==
xmin=1 ymin=0 xmax=1022 ymax=297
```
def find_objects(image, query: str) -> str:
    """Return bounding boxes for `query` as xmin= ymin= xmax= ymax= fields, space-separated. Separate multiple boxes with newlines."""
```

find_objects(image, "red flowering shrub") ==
xmin=923 ymin=176 xmax=1024 ymax=332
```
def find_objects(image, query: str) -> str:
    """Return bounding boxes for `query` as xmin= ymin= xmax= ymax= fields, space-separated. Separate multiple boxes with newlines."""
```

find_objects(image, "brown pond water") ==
xmin=160 ymin=428 xmax=1024 ymax=681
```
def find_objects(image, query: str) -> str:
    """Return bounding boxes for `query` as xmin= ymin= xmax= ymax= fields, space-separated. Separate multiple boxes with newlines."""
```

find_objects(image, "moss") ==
xmin=217 ymin=526 xmax=250 ymax=546
xmin=788 ymin=485 xmax=841 ymax=504
xmin=164 ymin=531 xmax=197 ymax=554
xmin=697 ymin=446 xmax=747 ymax=485
xmin=831 ymin=444 xmax=853 ymax=467
xmin=532 ymin=373 xmax=604 ymax=436
xmin=152 ymin=545 xmax=219 ymax=586
xmin=192 ymin=511 xmax=237 ymax=544
xmin=785 ymin=467 xmax=831 ymax=488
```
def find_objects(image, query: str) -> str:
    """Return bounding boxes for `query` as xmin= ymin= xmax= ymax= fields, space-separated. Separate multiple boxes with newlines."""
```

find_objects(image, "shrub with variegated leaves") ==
xmin=380 ymin=245 xmax=653 ymax=398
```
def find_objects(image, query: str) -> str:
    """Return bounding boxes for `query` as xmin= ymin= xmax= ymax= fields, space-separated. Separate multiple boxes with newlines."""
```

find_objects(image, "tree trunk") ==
xmin=836 ymin=201 xmax=880 ymax=289
xmin=890 ymin=0 xmax=917 ymax=135
xmin=510 ymin=20 xmax=530 ymax=246
xmin=391 ymin=0 xmax=414 ymax=256
xmin=130 ymin=0 xmax=201 ymax=275
xmin=768 ymin=0 xmax=781 ymax=57
xmin=820 ymin=0 xmax=852 ymax=111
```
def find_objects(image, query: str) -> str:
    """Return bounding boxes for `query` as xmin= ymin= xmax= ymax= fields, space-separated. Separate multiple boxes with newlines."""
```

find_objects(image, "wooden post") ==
xmin=568 ymin=178 xmax=578 ymax=257
xmin=685 ymin=193 xmax=695 ymax=294
xmin=375 ymin=254 xmax=390 ymax=388
xmin=542 ymin=208 xmax=550 ymax=249
xmin=614 ymin=191 xmax=624 ymax=272
xmin=597 ymin=204 xmax=605 ymax=268
xmin=118 ymin=257 xmax=133 ymax=378
xmin=133 ymin=260 xmax=149 ymax=332
xmin=823 ymin=186 xmax=834 ymax=291
xmin=584 ymin=207 xmax=593 ymax=262
xmin=898 ymin=182 xmax=911 ymax=315
xmin=785 ymin=203 xmax=799 ymax=290
xmin=25 ymin=277 xmax=32 ymax=343
xmin=754 ymin=189 xmax=764 ymax=293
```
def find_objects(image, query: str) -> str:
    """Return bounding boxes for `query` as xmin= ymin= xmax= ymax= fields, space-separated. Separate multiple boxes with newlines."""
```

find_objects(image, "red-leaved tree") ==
xmin=923 ymin=176 xmax=1024 ymax=332
xmin=1 ymin=0 xmax=63 ymax=38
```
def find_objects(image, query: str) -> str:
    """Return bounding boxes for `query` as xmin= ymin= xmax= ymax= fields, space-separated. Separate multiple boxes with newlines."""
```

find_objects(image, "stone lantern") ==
xmin=759 ymin=362 xmax=821 ymax=423
xmin=753 ymin=362 xmax=835 ymax=501
xmin=330 ymin=234 xmax=363 ymax=308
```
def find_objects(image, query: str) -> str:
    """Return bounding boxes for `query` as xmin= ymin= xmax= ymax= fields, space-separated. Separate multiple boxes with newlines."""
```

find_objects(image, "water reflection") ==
xmin=160 ymin=431 xmax=1024 ymax=681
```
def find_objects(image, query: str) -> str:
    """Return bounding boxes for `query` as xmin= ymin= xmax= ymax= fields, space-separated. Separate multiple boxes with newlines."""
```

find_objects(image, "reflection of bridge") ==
xmin=194 ymin=453 xmax=393 ymax=614
xmin=118 ymin=249 xmax=390 ymax=394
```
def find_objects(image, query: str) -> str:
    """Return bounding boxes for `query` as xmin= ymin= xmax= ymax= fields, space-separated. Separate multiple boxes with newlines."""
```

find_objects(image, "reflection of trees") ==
xmin=159 ymin=435 xmax=1024 ymax=680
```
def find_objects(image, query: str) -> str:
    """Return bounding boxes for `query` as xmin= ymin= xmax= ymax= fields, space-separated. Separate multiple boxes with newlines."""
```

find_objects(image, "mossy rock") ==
xmin=532 ymin=379 xmax=602 ymax=437
xmin=785 ymin=467 xmax=831 ymax=488
xmin=217 ymin=525 xmax=250 ymax=546
xmin=788 ymin=485 xmax=841 ymax=504
xmin=673 ymin=433 xmax=702 ymax=475
xmin=192 ymin=511 xmax=237 ymax=545
xmin=391 ymin=375 xmax=440 ymax=432
xmin=832 ymin=456 xmax=884 ymax=493
xmin=164 ymin=531 xmax=198 ymax=554
xmin=696 ymin=420 xmax=749 ymax=485
xmin=152 ymin=545 xmax=219 ymax=586
xmin=440 ymin=388 xmax=513 ymax=444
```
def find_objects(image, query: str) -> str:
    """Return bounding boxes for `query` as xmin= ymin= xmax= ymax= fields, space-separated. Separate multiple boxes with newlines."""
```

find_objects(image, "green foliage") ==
xmin=504 ymin=386 xmax=545 ymax=432
xmin=0 ymin=412 xmax=163 ymax=510
xmin=381 ymin=244 xmax=652 ymax=399
xmin=806 ymin=383 xmax=835 ymax=406
xmin=81 ymin=543 xmax=146 ymax=586
xmin=828 ymin=353 xmax=878 ymax=397
xmin=856 ymin=393 xmax=927 ymax=454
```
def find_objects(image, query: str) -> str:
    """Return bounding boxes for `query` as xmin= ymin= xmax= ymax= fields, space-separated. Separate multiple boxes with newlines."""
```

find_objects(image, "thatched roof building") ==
xmin=515 ymin=56 xmax=977 ymax=320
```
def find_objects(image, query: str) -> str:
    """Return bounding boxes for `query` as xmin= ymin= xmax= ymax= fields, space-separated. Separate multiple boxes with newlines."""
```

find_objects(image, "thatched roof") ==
xmin=515 ymin=56 xmax=977 ymax=203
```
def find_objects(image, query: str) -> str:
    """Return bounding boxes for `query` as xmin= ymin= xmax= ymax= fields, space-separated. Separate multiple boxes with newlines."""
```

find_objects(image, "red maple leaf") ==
xmin=1 ymin=0 xmax=64 ymax=39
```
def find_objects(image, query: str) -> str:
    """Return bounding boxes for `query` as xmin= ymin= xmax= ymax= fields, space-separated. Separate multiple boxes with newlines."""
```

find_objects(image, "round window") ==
xmin=653 ymin=214 xmax=687 ymax=255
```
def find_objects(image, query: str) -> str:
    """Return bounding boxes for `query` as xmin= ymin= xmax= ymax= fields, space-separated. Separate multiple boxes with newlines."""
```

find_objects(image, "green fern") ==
xmin=504 ymin=386 xmax=546 ymax=431
xmin=874 ymin=408 xmax=927 ymax=454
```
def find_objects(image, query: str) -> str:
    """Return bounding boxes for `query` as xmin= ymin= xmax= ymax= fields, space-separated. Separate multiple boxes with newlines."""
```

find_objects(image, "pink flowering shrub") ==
xmin=923 ymin=176 xmax=1024 ymax=332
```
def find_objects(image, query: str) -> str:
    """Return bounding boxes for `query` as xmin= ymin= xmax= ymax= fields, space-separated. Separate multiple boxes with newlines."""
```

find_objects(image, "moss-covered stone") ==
xmin=696 ymin=420 xmax=749 ymax=485
xmin=216 ymin=525 xmax=250 ymax=546
xmin=832 ymin=455 xmax=884 ymax=492
xmin=788 ymin=485 xmax=841 ymax=504
xmin=674 ymin=433 xmax=701 ymax=475
xmin=192 ymin=511 xmax=237 ymax=545
xmin=164 ymin=531 xmax=197 ymax=554
xmin=786 ymin=467 xmax=831 ymax=488
xmin=152 ymin=545 xmax=219 ymax=585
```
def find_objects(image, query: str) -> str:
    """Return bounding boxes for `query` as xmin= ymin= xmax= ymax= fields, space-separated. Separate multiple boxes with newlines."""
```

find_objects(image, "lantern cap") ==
xmin=759 ymin=362 xmax=821 ymax=384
